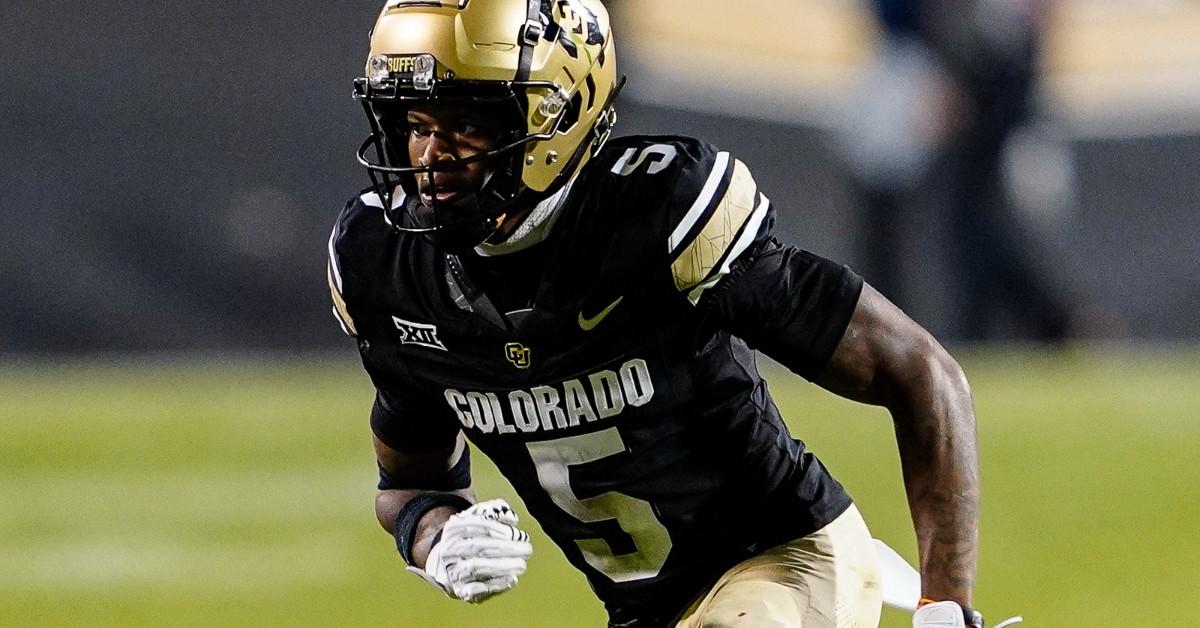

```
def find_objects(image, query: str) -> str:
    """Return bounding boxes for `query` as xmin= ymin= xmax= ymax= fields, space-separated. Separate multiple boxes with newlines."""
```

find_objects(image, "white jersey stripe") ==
xmin=327 ymin=262 xmax=358 ymax=336
xmin=331 ymin=306 xmax=353 ymax=336
xmin=667 ymin=151 xmax=731 ymax=254
xmin=327 ymin=229 xmax=344 ymax=293
xmin=719 ymin=193 xmax=771 ymax=277
xmin=686 ymin=193 xmax=771 ymax=305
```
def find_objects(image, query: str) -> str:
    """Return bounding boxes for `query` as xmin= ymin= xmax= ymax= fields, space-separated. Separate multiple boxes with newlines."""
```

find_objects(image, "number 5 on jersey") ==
xmin=526 ymin=428 xmax=672 ymax=583
xmin=610 ymin=144 xmax=678 ymax=177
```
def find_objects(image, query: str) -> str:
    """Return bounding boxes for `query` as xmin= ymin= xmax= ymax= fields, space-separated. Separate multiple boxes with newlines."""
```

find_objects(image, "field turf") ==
xmin=1 ymin=348 xmax=1197 ymax=627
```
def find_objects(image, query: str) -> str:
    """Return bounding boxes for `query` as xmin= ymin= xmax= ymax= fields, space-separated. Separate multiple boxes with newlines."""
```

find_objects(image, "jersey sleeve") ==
xmin=704 ymin=239 xmax=863 ymax=380
xmin=360 ymin=326 xmax=464 ymax=454
xmin=659 ymin=142 xmax=864 ymax=379
xmin=326 ymin=189 xmax=398 ymax=338
xmin=328 ymin=192 xmax=463 ymax=454
xmin=649 ymin=141 xmax=769 ymax=305
xmin=369 ymin=384 xmax=462 ymax=454
xmin=327 ymin=197 xmax=364 ymax=338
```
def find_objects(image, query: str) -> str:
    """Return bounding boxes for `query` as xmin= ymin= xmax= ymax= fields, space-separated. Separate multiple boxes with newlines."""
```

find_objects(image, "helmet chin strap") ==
xmin=476 ymin=171 xmax=580 ymax=256
xmin=416 ymin=197 xmax=498 ymax=252
xmin=393 ymin=122 xmax=540 ymax=250
xmin=414 ymin=169 xmax=517 ymax=252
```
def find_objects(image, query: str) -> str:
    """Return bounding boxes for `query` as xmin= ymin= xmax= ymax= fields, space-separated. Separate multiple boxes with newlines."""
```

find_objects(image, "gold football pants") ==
xmin=675 ymin=504 xmax=883 ymax=628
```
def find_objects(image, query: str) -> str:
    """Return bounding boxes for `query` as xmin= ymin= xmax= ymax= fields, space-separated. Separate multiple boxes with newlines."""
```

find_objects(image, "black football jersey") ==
xmin=328 ymin=136 xmax=864 ymax=627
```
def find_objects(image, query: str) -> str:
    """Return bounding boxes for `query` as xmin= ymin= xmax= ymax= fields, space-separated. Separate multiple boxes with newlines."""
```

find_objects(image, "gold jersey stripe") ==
xmin=328 ymin=262 xmax=358 ymax=336
xmin=685 ymin=193 xmax=771 ymax=305
xmin=668 ymin=151 xmax=731 ymax=254
xmin=670 ymin=158 xmax=758 ymax=294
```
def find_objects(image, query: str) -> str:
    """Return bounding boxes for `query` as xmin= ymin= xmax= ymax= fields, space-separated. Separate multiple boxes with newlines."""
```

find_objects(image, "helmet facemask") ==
xmin=358 ymin=84 xmax=529 ymax=251
xmin=357 ymin=78 xmax=588 ymax=251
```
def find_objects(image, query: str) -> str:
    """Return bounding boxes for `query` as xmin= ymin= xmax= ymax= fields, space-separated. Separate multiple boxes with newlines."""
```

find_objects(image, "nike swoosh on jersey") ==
xmin=578 ymin=296 xmax=624 ymax=331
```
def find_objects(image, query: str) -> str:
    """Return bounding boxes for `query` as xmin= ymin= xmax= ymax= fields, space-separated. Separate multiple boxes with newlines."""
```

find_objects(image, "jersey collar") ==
xmin=474 ymin=175 xmax=578 ymax=257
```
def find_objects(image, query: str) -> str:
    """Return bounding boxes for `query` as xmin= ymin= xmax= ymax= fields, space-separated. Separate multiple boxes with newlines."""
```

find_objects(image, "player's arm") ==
xmin=705 ymin=243 xmax=979 ymax=609
xmin=658 ymin=141 xmax=979 ymax=622
xmin=373 ymin=430 xmax=474 ymax=569
xmin=369 ymin=390 xmax=533 ymax=604
xmin=814 ymin=283 xmax=979 ymax=611
xmin=327 ymin=199 xmax=530 ymax=601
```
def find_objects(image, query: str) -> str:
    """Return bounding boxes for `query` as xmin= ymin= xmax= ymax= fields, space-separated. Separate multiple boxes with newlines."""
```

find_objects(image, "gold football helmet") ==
xmin=354 ymin=0 xmax=621 ymax=249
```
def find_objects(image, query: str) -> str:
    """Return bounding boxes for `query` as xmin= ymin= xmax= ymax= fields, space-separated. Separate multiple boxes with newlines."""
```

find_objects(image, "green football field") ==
xmin=2 ymin=348 xmax=1197 ymax=627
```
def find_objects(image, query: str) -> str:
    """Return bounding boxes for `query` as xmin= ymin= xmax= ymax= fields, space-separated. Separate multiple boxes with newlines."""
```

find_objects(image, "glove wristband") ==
xmin=918 ymin=598 xmax=985 ymax=628
xmin=393 ymin=492 xmax=472 ymax=567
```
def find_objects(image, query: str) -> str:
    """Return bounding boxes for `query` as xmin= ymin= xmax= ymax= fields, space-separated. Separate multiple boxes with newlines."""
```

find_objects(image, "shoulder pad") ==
xmin=589 ymin=136 xmax=774 ymax=304
xmin=607 ymin=138 xmax=772 ymax=304
xmin=666 ymin=146 xmax=769 ymax=303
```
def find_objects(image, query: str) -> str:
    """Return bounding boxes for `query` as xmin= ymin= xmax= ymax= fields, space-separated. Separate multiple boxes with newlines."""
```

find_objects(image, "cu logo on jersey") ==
xmin=392 ymin=316 xmax=448 ymax=351
xmin=505 ymin=343 xmax=532 ymax=369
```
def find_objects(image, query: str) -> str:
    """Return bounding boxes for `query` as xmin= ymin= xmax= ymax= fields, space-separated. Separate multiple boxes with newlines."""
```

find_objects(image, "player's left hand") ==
xmin=406 ymin=499 xmax=534 ymax=603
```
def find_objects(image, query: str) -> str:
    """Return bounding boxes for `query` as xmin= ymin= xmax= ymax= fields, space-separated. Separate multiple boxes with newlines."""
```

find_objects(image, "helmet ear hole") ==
xmin=557 ymin=92 xmax=583 ymax=134
xmin=584 ymin=74 xmax=597 ymax=110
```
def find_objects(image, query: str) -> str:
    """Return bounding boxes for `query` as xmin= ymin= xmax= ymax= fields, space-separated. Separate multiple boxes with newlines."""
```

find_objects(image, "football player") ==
xmin=328 ymin=1 xmax=983 ymax=626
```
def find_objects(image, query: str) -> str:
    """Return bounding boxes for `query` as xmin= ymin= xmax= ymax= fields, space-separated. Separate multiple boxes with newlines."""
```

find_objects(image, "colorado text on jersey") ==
xmin=443 ymin=358 xmax=653 ymax=435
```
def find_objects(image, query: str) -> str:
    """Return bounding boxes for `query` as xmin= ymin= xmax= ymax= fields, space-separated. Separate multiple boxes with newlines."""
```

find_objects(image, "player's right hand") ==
xmin=912 ymin=600 xmax=1024 ymax=628
xmin=912 ymin=601 xmax=971 ymax=627
xmin=406 ymin=498 xmax=533 ymax=603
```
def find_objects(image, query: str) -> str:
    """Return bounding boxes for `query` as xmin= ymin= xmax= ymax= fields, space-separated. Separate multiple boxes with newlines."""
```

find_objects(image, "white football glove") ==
xmin=913 ymin=601 xmax=1024 ymax=628
xmin=913 ymin=601 xmax=970 ymax=628
xmin=406 ymin=498 xmax=533 ymax=604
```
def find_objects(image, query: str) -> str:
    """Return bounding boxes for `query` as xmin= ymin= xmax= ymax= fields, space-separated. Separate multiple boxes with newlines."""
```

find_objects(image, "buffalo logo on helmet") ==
xmin=537 ymin=0 xmax=606 ymax=62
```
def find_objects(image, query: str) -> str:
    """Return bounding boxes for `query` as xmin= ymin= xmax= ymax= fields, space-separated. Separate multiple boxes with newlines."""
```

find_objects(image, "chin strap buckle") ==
xmin=591 ymin=106 xmax=617 ymax=156
xmin=522 ymin=18 xmax=543 ymax=46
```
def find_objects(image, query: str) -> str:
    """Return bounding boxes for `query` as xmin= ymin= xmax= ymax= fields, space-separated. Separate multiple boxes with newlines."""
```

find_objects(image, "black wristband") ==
xmin=393 ymin=492 xmax=472 ymax=566
xmin=963 ymin=606 xmax=985 ymax=628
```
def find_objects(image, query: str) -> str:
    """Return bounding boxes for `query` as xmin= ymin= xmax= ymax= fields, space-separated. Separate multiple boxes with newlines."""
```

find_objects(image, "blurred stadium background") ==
xmin=2 ymin=0 xmax=1198 ymax=626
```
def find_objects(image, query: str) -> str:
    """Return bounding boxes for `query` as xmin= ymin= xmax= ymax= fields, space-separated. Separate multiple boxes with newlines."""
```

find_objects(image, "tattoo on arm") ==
xmin=894 ymin=394 xmax=979 ymax=602
xmin=816 ymin=284 xmax=980 ymax=604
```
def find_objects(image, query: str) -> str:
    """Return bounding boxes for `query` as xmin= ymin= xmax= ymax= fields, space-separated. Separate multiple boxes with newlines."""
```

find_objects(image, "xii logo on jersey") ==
xmin=392 ymin=316 xmax=448 ymax=351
